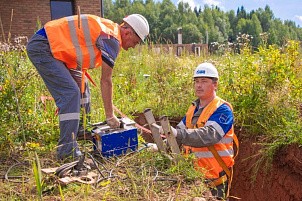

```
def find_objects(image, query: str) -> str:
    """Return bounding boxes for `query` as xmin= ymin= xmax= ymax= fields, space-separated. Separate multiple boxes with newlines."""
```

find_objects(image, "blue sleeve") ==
xmin=96 ymin=32 xmax=120 ymax=68
xmin=181 ymin=116 xmax=186 ymax=125
xmin=36 ymin=27 xmax=47 ymax=38
xmin=207 ymin=103 xmax=234 ymax=136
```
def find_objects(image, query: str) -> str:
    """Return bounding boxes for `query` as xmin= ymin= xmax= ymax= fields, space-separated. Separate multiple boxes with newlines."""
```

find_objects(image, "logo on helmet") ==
xmin=196 ymin=70 xmax=206 ymax=75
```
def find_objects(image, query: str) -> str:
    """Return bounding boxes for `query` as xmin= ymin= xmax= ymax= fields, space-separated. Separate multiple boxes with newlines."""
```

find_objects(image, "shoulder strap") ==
xmin=207 ymin=145 xmax=231 ymax=177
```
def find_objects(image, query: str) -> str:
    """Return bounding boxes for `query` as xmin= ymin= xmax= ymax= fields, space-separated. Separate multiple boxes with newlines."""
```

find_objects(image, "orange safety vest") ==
xmin=44 ymin=14 xmax=122 ymax=92
xmin=184 ymin=96 xmax=235 ymax=179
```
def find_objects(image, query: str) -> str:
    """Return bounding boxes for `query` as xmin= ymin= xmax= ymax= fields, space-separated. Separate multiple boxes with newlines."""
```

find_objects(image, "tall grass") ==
xmin=0 ymin=46 xmax=58 ymax=157
xmin=0 ymin=37 xmax=302 ymax=198
xmin=1 ymin=39 xmax=302 ymax=157
xmin=32 ymin=152 xmax=43 ymax=200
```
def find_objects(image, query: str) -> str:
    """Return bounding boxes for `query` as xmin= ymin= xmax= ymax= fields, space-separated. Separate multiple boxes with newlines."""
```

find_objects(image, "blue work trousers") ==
xmin=26 ymin=34 xmax=89 ymax=159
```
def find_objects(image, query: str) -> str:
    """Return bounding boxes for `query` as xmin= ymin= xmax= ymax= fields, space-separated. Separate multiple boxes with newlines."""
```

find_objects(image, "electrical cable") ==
xmin=3 ymin=162 xmax=30 ymax=183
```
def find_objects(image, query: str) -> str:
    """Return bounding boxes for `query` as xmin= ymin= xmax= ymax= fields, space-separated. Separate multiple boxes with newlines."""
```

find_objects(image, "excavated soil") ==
xmin=230 ymin=135 xmax=302 ymax=201
xmin=134 ymin=114 xmax=302 ymax=201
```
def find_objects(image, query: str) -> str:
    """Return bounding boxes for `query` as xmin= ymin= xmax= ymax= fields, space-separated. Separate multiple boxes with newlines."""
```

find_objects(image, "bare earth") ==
xmin=230 ymin=136 xmax=302 ymax=201
xmin=135 ymin=113 xmax=302 ymax=200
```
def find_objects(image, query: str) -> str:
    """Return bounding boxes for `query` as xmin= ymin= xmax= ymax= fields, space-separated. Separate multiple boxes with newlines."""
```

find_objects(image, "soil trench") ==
xmin=134 ymin=114 xmax=302 ymax=201
xmin=230 ymin=136 xmax=302 ymax=201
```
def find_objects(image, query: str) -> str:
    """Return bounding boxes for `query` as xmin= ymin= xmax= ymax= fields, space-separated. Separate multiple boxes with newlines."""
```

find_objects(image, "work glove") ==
xmin=159 ymin=126 xmax=177 ymax=137
xmin=106 ymin=115 xmax=120 ymax=128
xmin=146 ymin=143 xmax=158 ymax=152
xmin=170 ymin=126 xmax=177 ymax=137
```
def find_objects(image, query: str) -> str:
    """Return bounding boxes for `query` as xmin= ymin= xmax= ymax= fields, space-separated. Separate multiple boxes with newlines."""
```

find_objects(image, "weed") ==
xmin=0 ymin=38 xmax=302 ymax=199
xmin=32 ymin=152 xmax=43 ymax=200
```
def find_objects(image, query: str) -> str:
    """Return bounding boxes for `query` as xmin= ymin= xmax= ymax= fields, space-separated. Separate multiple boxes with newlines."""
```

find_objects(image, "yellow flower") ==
xmin=26 ymin=142 xmax=40 ymax=149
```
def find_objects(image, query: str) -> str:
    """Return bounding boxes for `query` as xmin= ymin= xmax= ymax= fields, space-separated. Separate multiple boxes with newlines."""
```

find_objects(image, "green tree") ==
xmin=255 ymin=5 xmax=274 ymax=32
xmin=237 ymin=6 xmax=247 ymax=20
xmin=182 ymin=23 xmax=202 ymax=44
xmin=212 ymin=7 xmax=230 ymax=42
xmin=129 ymin=0 xmax=145 ymax=14
xmin=177 ymin=2 xmax=198 ymax=25
xmin=103 ymin=0 xmax=302 ymax=47
xmin=236 ymin=18 xmax=248 ymax=35
xmin=143 ymin=0 xmax=161 ymax=43
xmin=157 ymin=0 xmax=178 ymax=43
xmin=103 ymin=0 xmax=115 ymax=19
xmin=249 ymin=14 xmax=263 ymax=47
xmin=269 ymin=19 xmax=290 ymax=46
xmin=227 ymin=10 xmax=236 ymax=41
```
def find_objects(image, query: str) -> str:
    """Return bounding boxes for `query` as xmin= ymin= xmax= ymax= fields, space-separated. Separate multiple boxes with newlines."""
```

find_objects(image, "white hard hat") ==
xmin=193 ymin=62 xmax=219 ymax=79
xmin=123 ymin=14 xmax=149 ymax=41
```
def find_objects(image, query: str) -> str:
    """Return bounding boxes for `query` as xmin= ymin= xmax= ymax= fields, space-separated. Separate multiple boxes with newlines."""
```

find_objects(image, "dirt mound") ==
xmin=230 ymin=137 xmax=302 ymax=201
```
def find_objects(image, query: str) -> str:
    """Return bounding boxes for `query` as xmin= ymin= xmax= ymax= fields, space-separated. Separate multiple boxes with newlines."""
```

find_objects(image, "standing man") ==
xmin=164 ymin=63 xmax=238 ymax=199
xmin=26 ymin=14 xmax=149 ymax=160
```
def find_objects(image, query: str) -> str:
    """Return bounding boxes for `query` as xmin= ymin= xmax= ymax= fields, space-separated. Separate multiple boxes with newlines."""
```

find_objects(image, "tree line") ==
xmin=103 ymin=0 xmax=302 ymax=47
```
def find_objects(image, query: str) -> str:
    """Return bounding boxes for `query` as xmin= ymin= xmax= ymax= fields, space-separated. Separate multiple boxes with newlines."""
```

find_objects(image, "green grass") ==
xmin=0 ymin=148 xmax=208 ymax=200
xmin=0 ymin=39 xmax=301 ymax=199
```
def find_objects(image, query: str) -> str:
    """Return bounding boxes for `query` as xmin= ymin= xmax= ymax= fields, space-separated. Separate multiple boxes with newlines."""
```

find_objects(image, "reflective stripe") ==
xmin=194 ymin=148 xmax=234 ymax=158
xmin=80 ymin=97 xmax=90 ymax=105
xmin=81 ymin=16 xmax=96 ymax=69
xmin=67 ymin=16 xmax=83 ymax=70
xmin=184 ymin=96 xmax=235 ymax=179
xmin=59 ymin=113 xmax=80 ymax=121
xmin=205 ymin=120 xmax=225 ymax=138
xmin=177 ymin=121 xmax=186 ymax=129
xmin=46 ymin=15 xmax=121 ymax=70
xmin=69 ymin=69 xmax=82 ymax=77
xmin=220 ymin=137 xmax=233 ymax=144
xmin=99 ymin=22 xmax=109 ymax=34
xmin=101 ymin=51 xmax=114 ymax=65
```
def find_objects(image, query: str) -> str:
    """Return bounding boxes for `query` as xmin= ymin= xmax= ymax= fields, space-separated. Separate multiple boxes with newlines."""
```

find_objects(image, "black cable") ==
xmin=4 ymin=162 xmax=30 ymax=183
xmin=86 ymin=152 xmax=106 ymax=178
xmin=55 ymin=161 xmax=78 ymax=178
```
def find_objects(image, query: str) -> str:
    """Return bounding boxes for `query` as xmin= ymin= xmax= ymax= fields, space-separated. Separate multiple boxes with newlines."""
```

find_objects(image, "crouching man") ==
xmin=162 ymin=62 xmax=238 ymax=200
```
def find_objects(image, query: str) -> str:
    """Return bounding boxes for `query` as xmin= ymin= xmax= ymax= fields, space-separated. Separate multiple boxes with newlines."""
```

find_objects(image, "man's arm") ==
xmin=176 ymin=104 xmax=234 ymax=147
xmin=176 ymin=116 xmax=187 ymax=129
xmin=100 ymin=62 xmax=114 ymax=119
xmin=96 ymin=32 xmax=121 ymax=127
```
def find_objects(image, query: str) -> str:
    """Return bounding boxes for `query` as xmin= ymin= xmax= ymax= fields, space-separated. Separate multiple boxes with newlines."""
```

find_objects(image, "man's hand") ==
xmin=106 ymin=115 xmax=120 ymax=128
xmin=170 ymin=126 xmax=177 ymax=137
xmin=146 ymin=143 xmax=158 ymax=152
xmin=159 ymin=126 xmax=177 ymax=137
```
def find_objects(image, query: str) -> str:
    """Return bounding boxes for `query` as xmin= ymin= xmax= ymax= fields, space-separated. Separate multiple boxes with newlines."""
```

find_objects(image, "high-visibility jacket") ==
xmin=184 ymin=96 xmax=235 ymax=179
xmin=45 ymin=14 xmax=121 ymax=71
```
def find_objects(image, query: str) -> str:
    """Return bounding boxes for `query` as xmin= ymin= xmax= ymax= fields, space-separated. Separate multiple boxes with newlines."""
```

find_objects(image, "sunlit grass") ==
xmin=0 ymin=39 xmax=302 ymax=199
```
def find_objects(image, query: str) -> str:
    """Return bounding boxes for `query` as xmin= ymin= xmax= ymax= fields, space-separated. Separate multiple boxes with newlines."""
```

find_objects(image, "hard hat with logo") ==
xmin=193 ymin=62 xmax=219 ymax=79
xmin=123 ymin=14 xmax=149 ymax=42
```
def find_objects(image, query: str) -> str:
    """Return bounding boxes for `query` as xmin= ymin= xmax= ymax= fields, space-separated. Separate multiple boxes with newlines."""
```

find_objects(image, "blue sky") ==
xmin=172 ymin=0 xmax=302 ymax=27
